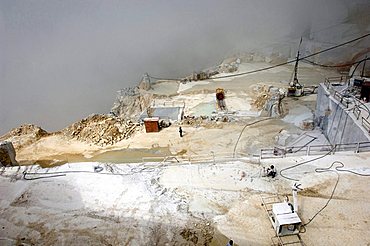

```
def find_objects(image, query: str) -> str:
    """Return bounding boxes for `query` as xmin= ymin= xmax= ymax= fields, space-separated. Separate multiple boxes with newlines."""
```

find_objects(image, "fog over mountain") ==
xmin=1 ymin=0 xmax=369 ymax=134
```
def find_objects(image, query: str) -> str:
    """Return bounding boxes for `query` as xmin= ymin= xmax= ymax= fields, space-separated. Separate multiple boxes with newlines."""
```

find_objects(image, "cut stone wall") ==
xmin=315 ymin=84 xmax=370 ymax=144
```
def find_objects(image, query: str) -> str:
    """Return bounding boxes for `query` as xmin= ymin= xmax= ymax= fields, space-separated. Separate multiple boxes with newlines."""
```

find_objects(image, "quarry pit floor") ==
xmin=14 ymin=61 xmax=338 ymax=166
xmin=1 ymin=61 xmax=369 ymax=245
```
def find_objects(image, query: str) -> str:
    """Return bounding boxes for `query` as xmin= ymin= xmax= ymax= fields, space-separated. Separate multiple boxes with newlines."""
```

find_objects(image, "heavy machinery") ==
xmin=216 ymin=88 xmax=226 ymax=110
xmin=287 ymin=79 xmax=304 ymax=97
xmin=288 ymin=38 xmax=304 ymax=97
xmin=271 ymin=184 xmax=302 ymax=237
xmin=261 ymin=183 xmax=304 ymax=245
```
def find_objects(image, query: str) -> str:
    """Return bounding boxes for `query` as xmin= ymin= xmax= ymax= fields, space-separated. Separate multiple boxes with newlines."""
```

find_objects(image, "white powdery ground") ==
xmin=160 ymin=153 xmax=370 ymax=245
xmin=154 ymin=91 xmax=255 ymax=117
xmin=0 ymin=163 xmax=190 ymax=245
xmin=177 ymin=81 xmax=210 ymax=93
xmin=1 ymin=152 xmax=370 ymax=245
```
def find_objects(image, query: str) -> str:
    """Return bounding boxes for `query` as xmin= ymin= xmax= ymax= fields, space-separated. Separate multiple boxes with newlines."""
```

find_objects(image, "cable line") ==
xmin=213 ymin=33 xmax=370 ymax=79
xmin=147 ymin=75 xmax=180 ymax=81
xmin=232 ymin=117 xmax=272 ymax=158
xmin=279 ymin=147 xmax=335 ymax=181
xmin=303 ymin=161 xmax=370 ymax=227
xmin=303 ymin=57 xmax=370 ymax=68
xmin=148 ymin=33 xmax=370 ymax=81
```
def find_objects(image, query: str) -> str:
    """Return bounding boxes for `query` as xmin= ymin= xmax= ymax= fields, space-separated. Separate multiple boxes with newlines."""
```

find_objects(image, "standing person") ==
xmin=179 ymin=126 xmax=183 ymax=137
xmin=226 ymin=239 xmax=233 ymax=246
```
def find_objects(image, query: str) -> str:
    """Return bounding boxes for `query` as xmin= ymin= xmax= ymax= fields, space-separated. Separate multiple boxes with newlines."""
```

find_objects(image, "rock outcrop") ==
xmin=218 ymin=57 xmax=241 ymax=73
xmin=62 ymin=114 xmax=139 ymax=146
xmin=251 ymin=84 xmax=285 ymax=117
xmin=0 ymin=141 xmax=18 ymax=166
xmin=138 ymin=73 xmax=151 ymax=91
xmin=110 ymin=74 xmax=153 ymax=120
xmin=0 ymin=124 xmax=49 ymax=149
xmin=110 ymin=87 xmax=153 ymax=120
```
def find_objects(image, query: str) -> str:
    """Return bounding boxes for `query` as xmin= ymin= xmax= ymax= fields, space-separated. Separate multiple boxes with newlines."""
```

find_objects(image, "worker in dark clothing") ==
xmin=179 ymin=127 xmax=183 ymax=137
xmin=267 ymin=165 xmax=277 ymax=178
xmin=226 ymin=239 xmax=234 ymax=246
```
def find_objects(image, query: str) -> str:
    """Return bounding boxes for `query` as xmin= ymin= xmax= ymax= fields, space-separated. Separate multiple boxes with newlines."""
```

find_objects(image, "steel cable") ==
xmin=148 ymin=33 xmax=370 ymax=80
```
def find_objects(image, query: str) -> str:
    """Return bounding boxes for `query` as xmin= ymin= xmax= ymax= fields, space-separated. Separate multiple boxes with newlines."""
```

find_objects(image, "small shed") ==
xmin=144 ymin=117 xmax=160 ymax=133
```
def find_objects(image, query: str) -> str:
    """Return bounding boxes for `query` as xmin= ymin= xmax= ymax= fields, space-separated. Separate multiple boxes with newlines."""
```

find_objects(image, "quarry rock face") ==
xmin=265 ymin=88 xmax=286 ymax=117
xmin=138 ymin=74 xmax=151 ymax=91
xmin=111 ymin=87 xmax=152 ymax=120
xmin=252 ymin=85 xmax=285 ymax=117
xmin=0 ymin=141 xmax=17 ymax=166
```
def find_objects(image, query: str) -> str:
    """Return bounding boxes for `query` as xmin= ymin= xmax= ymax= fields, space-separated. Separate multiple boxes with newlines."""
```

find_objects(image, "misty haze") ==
xmin=1 ymin=0 xmax=369 ymax=134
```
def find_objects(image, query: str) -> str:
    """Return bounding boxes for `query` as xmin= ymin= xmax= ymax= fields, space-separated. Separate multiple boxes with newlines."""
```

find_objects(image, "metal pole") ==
xmin=361 ymin=56 xmax=367 ymax=77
